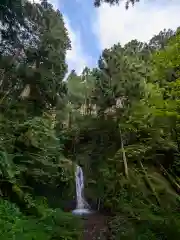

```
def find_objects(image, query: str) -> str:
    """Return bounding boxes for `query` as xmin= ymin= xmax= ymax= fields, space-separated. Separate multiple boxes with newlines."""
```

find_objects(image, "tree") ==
xmin=148 ymin=29 xmax=175 ymax=51
xmin=0 ymin=0 xmax=73 ymax=213
xmin=94 ymin=0 xmax=140 ymax=8
xmin=0 ymin=0 xmax=71 ymax=113
xmin=0 ymin=0 xmax=24 ymax=42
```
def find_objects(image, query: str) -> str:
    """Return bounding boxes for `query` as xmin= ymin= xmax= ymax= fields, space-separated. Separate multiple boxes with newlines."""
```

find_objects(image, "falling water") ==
xmin=72 ymin=165 xmax=91 ymax=215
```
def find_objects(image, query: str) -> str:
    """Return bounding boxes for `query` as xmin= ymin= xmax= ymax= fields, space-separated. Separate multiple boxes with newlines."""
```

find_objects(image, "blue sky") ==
xmin=61 ymin=0 xmax=100 ymax=60
xmin=32 ymin=0 xmax=180 ymax=74
xmin=59 ymin=0 xmax=100 ymax=73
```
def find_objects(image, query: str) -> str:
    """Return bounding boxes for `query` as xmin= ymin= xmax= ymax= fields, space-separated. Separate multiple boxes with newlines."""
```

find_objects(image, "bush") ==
xmin=109 ymin=197 xmax=180 ymax=239
xmin=0 ymin=199 xmax=82 ymax=240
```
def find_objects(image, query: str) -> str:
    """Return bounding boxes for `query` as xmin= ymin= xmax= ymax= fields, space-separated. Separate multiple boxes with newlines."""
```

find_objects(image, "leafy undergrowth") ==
xmin=109 ymin=208 xmax=180 ymax=240
xmin=0 ymin=199 xmax=82 ymax=240
xmin=97 ymin=166 xmax=180 ymax=239
xmin=108 ymin=183 xmax=180 ymax=240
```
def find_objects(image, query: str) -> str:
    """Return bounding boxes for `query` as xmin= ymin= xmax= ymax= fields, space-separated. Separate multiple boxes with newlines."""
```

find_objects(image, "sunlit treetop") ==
xmin=94 ymin=0 xmax=140 ymax=8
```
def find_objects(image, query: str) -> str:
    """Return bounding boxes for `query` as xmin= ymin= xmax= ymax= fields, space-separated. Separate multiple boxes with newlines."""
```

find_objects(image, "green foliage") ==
xmin=110 ymin=208 xmax=180 ymax=240
xmin=0 ymin=0 xmax=24 ymax=43
xmin=66 ymin=26 xmax=180 ymax=239
xmin=1 ymin=0 xmax=180 ymax=239
xmin=0 ymin=199 xmax=82 ymax=240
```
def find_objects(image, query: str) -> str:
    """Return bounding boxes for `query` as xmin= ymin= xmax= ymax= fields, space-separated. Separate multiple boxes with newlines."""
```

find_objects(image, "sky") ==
xmin=31 ymin=0 xmax=180 ymax=74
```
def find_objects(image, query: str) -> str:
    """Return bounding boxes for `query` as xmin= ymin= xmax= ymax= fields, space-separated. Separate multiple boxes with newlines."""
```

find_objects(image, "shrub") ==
xmin=0 ymin=199 xmax=82 ymax=240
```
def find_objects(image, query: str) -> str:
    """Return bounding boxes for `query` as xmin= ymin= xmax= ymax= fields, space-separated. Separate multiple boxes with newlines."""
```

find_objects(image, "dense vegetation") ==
xmin=1 ymin=0 xmax=180 ymax=239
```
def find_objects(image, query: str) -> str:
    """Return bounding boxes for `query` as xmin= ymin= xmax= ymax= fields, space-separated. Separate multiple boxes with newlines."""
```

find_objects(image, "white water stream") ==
xmin=72 ymin=165 xmax=91 ymax=215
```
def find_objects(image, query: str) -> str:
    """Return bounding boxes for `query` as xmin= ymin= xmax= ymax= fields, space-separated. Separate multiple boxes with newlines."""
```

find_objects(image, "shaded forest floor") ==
xmin=83 ymin=213 xmax=109 ymax=240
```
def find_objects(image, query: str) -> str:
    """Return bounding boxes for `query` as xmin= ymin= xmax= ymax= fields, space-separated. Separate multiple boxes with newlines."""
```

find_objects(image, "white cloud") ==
xmin=94 ymin=0 xmax=180 ymax=49
xmin=64 ymin=17 xmax=90 ymax=75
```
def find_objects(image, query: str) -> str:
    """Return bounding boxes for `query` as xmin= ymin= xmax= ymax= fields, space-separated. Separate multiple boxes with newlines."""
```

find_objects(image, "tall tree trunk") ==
xmin=139 ymin=160 xmax=160 ymax=206
xmin=120 ymin=127 xmax=128 ymax=178
xmin=0 ymin=48 xmax=23 ymax=103
xmin=158 ymin=162 xmax=180 ymax=194
xmin=68 ymin=110 xmax=72 ymax=128
xmin=20 ymin=84 xmax=31 ymax=98
xmin=174 ymin=127 xmax=180 ymax=153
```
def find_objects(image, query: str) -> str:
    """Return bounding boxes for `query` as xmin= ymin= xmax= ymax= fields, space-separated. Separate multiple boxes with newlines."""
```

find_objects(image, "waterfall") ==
xmin=76 ymin=165 xmax=85 ymax=209
xmin=72 ymin=165 xmax=91 ymax=215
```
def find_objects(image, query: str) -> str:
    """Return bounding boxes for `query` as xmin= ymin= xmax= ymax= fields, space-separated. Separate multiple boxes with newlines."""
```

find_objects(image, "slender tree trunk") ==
xmin=97 ymin=198 xmax=101 ymax=211
xmin=120 ymin=126 xmax=128 ymax=178
xmin=0 ymin=48 xmax=23 ymax=103
xmin=68 ymin=110 xmax=72 ymax=128
xmin=158 ymin=162 xmax=180 ymax=194
xmin=20 ymin=84 xmax=31 ymax=98
xmin=174 ymin=127 xmax=180 ymax=153
xmin=139 ymin=160 xmax=160 ymax=206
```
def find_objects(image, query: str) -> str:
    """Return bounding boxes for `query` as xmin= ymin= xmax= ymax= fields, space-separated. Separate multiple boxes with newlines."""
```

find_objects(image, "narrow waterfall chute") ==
xmin=72 ymin=165 xmax=91 ymax=215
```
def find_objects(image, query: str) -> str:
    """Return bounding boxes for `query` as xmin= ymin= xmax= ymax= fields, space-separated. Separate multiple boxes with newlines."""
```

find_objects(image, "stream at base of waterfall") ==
xmin=72 ymin=165 xmax=92 ymax=215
